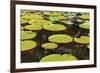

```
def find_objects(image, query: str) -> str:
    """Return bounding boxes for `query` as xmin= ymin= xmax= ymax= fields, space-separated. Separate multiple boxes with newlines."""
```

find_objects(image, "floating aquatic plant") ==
xmin=74 ymin=36 xmax=89 ymax=44
xmin=21 ymin=40 xmax=37 ymax=52
xmin=42 ymin=43 xmax=58 ymax=49
xmin=49 ymin=16 xmax=66 ymax=21
xmin=79 ymin=14 xmax=90 ymax=20
xmin=79 ymin=21 xmax=90 ymax=29
xmin=20 ymin=10 xmax=90 ymax=62
xmin=21 ymin=31 xmax=37 ymax=40
xmin=43 ymin=24 xmax=66 ymax=31
xmin=43 ymin=12 xmax=61 ymax=16
xmin=87 ymin=44 xmax=90 ymax=48
xmin=48 ymin=34 xmax=73 ymax=43
xmin=28 ymin=19 xmax=52 ymax=25
xmin=40 ymin=54 xmax=77 ymax=62
xmin=21 ymin=14 xmax=44 ymax=20
xmin=25 ymin=24 xmax=42 ymax=31
xmin=20 ymin=18 xmax=28 ymax=24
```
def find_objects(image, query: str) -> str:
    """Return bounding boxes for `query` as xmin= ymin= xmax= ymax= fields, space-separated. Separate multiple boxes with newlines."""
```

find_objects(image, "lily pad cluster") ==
xmin=20 ymin=10 xmax=90 ymax=63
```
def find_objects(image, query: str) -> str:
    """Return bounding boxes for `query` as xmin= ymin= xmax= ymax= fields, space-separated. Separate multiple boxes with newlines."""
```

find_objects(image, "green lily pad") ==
xmin=21 ymin=31 xmax=37 ymax=40
xmin=87 ymin=44 xmax=90 ymax=48
xmin=43 ymin=24 xmax=66 ymax=31
xmin=40 ymin=54 xmax=77 ymax=62
xmin=42 ymin=43 xmax=58 ymax=49
xmin=61 ymin=20 xmax=73 ymax=25
xmin=74 ymin=36 xmax=90 ymax=44
xmin=28 ymin=20 xmax=52 ymax=25
xmin=43 ymin=12 xmax=61 ymax=16
xmin=49 ymin=16 xmax=66 ymax=21
xmin=21 ymin=14 xmax=43 ymax=20
xmin=21 ymin=26 xmax=24 ymax=30
xmin=21 ymin=40 xmax=37 ymax=52
xmin=48 ymin=34 xmax=73 ymax=43
xmin=79 ymin=21 xmax=90 ymax=29
xmin=79 ymin=14 xmax=90 ymax=20
xmin=25 ymin=25 xmax=42 ymax=31
xmin=20 ymin=18 xmax=28 ymax=24
xmin=88 ymin=34 xmax=90 ymax=36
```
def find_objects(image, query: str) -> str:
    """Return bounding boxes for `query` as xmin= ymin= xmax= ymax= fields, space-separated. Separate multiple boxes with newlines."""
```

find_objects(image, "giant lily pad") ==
xmin=43 ymin=24 xmax=66 ymax=31
xmin=21 ymin=31 xmax=37 ymax=40
xmin=61 ymin=20 xmax=74 ymax=25
xmin=74 ymin=36 xmax=90 ymax=44
xmin=79 ymin=14 xmax=90 ymax=20
xmin=25 ymin=25 xmax=42 ymax=31
xmin=43 ymin=12 xmax=61 ymax=16
xmin=21 ymin=14 xmax=43 ymax=20
xmin=21 ymin=40 xmax=37 ymax=52
xmin=87 ymin=44 xmax=90 ymax=48
xmin=20 ymin=18 xmax=28 ymax=24
xmin=79 ymin=21 xmax=90 ymax=29
xmin=49 ymin=16 xmax=66 ymax=21
xmin=42 ymin=43 xmax=58 ymax=49
xmin=21 ymin=26 xmax=24 ymax=30
xmin=40 ymin=54 xmax=77 ymax=62
xmin=48 ymin=34 xmax=73 ymax=43
xmin=28 ymin=20 xmax=52 ymax=25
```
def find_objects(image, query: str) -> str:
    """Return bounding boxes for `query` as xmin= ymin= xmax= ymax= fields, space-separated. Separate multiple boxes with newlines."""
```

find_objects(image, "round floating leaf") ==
xmin=28 ymin=14 xmax=43 ymax=20
xmin=79 ymin=14 xmax=90 ymax=20
xmin=43 ymin=12 xmax=61 ymax=16
xmin=25 ymin=25 xmax=42 ymax=31
xmin=21 ymin=14 xmax=43 ymax=20
xmin=42 ymin=43 xmax=58 ymax=49
xmin=28 ymin=20 xmax=52 ymax=25
xmin=74 ymin=36 xmax=89 ymax=44
xmin=79 ymin=21 xmax=90 ymax=29
xmin=87 ymin=44 xmax=90 ymax=48
xmin=48 ymin=34 xmax=73 ymax=43
xmin=40 ymin=54 xmax=77 ymax=62
xmin=61 ymin=20 xmax=74 ymax=25
xmin=20 ymin=18 xmax=28 ymax=24
xmin=21 ymin=31 xmax=37 ymax=40
xmin=88 ymin=34 xmax=90 ymax=36
xmin=49 ymin=16 xmax=66 ymax=21
xmin=43 ymin=24 xmax=66 ymax=31
xmin=21 ymin=26 xmax=24 ymax=30
xmin=76 ymin=19 xmax=84 ymax=23
xmin=21 ymin=40 xmax=37 ymax=52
